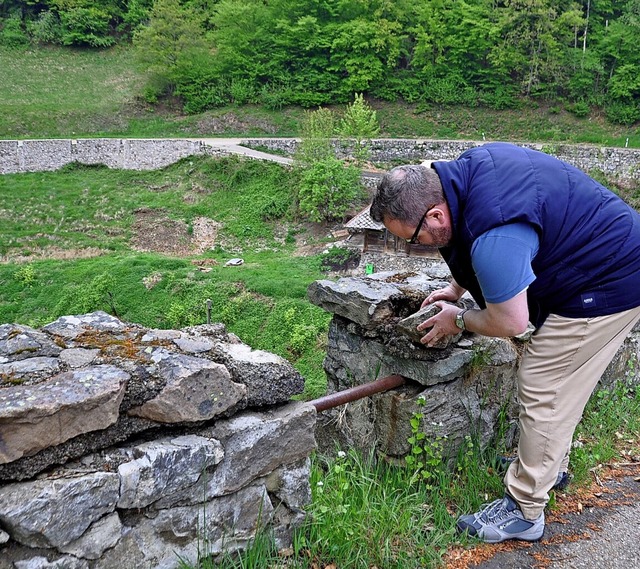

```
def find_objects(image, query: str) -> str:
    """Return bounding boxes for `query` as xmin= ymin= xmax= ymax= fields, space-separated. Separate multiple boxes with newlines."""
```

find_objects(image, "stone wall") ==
xmin=1 ymin=138 xmax=638 ymax=187
xmin=307 ymin=269 xmax=640 ymax=460
xmin=0 ymin=139 xmax=228 ymax=174
xmin=0 ymin=312 xmax=316 ymax=569
xmin=247 ymin=138 xmax=640 ymax=186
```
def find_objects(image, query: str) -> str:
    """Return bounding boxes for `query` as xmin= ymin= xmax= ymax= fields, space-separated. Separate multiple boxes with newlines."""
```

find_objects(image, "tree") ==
xmin=339 ymin=93 xmax=380 ymax=166
xmin=295 ymin=107 xmax=364 ymax=222
xmin=133 ymin=0 xmax=211 ymax=101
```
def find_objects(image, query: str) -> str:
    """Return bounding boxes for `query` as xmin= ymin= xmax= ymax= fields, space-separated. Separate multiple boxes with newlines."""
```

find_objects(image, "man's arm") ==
xmin=417 ymin=291 xmax=530 ymax=346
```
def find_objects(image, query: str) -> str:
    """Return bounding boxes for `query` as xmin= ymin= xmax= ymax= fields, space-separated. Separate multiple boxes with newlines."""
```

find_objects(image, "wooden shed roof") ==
xmin=345 ymin=206 xmax=385 ymax=231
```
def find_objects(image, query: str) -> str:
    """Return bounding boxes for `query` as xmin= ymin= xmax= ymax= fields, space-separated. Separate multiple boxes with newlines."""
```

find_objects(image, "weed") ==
xmin=12 ymin=264 xmax=36 ymax=287
xmin=405 ymin=395 xmax=447 ymax=489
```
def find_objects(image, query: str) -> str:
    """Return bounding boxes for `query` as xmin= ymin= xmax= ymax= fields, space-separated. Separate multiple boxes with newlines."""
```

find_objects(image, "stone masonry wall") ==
xmin=249 ymin=138 xmax=640 ymax=186
xmin=1 ymin=138 xmax=638 ymax=187
xmin=0 ymin=312 xmax=316 ymax=569
xmin=0 ymin=139 xmax=229 ymax=174
xmin=307 ymin=269 xmax=640 ymax=460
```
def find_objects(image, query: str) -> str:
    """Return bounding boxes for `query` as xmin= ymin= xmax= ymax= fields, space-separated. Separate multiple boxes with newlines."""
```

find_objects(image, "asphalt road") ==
xmin=466 ymin=466 xmax=640 ymax=569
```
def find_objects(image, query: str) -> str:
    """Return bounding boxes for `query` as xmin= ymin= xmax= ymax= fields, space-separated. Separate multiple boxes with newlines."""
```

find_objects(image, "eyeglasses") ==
xmin=406 ymin=205 xmax=434 ymax=244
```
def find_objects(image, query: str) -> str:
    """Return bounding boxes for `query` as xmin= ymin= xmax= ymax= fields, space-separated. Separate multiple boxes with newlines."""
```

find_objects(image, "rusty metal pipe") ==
xmin=309 ymin=374 xmax=406 ymax=412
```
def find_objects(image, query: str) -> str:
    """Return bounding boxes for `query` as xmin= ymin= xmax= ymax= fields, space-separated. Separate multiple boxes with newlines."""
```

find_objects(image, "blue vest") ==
xmin=432 ymin=143 xmax=640 ymax=328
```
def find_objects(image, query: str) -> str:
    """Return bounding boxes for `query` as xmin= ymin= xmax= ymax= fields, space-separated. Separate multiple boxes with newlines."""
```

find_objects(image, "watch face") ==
xmin=456 ymin=313 xmax=465 ymax=330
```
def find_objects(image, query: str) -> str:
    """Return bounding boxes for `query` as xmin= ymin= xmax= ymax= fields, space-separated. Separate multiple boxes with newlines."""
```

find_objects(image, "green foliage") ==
xmin=0 ymin=13 xmax=29 ymax=47
xmin=306 ymin=449 xmax=447 ymax=568
xmin=340 ymin=93 xmax=380 ymax=139
xmin=605 ymin=99 xmax=640 ymax=126
xmin=27 ymin=11 xmax=64 ymax=44
xmin=12 ymin=264 xmax=36 ymax=288
xmin=405 ymin=395 xmax=447 ymax=490
xmin=298 ymin=157 xmax=363 ymax=223
xmin=339 ymin=93 xmax=380 ymax=165
xmin=294 ymin=106 xmax=366 ymax=222
xmin=570 ymin=377 xmax=640 ymax=484
xmin=295 ymin=107 xmax=337 ymax=167
xmin=133 ymin=0 xmax=212 ymax=100
xmin=319 ymin=247 xmax=360 ymax=273
xmin=53 ymin=271 xmax=118 ymax=316
xmin=58 ymin=5 xmax=116 ymax=47
xmin=423 ymin=76 xmax=478 ymax=107
xmin=566 ymin=100 xmax=591 ymax=118
xmin=2 ymin=0 xmax=640 ymax=123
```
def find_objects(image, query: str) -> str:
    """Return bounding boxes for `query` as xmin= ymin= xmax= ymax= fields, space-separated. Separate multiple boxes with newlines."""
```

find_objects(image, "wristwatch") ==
xmin=455 ymin=309 xmax=469 ymax=331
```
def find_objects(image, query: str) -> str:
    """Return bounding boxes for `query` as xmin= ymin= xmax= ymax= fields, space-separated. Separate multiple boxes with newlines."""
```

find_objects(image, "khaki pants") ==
xmin=505 ymin=306 xmax=640 ymax=519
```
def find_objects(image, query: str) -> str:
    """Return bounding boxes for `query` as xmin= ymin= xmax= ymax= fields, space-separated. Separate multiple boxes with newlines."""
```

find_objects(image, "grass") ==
xmin=0 ymin=156 xmax=339 ymax=398
xmin=0 ymin=46 xmax=144 ymax=138
xmin=1 ymin=45 xmax=640 ymax=147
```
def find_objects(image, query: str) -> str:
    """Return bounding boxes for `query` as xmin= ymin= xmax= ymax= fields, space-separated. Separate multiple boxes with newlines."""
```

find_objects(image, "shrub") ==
xmin=423 ymin=75 xmax=477 ymax=106
xmin=605 ymin=100 xmax=640 ymax=126
xmin=566 ymin=100 xmax=590 ymax=118
xmin=298 ymin=158 xmax=363 ymax=222
xmin=27 ymin=11 xmax=64 ymax=45
xmin=59 ymin=6 xmax=116 ymax=47
xmin=0 ymin=14 xmax=29 ymax=47
xmin=339 ymin=93 xmax=380 ymax=165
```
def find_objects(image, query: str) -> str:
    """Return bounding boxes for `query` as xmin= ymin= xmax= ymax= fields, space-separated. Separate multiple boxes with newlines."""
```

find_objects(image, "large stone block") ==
xmin=0 ymin=324 xmax=62 ymax=362
xmin=128 ymin=349 xmax=245 ymax=423
xmin=307 ymin=277 xmax=402 ymax=329
xmin=117 ymin=435 xmax=224 ymax=509
xmin=0 ymin=365 xmax=129 ymax=464
xmin=0 ymin=472 xmax=120 ymax=548
xmin=95 ymin=485 xmax=274 ymax=569
xmin=213 ymin=341 xmax=305 ymax=406
xmin=204 ymin=402 xmax=316 ymax=497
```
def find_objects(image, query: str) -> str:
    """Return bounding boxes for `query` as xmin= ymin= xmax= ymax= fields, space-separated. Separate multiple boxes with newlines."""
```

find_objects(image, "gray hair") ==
xmin=370 ymin=165 xmax=444 ymax=224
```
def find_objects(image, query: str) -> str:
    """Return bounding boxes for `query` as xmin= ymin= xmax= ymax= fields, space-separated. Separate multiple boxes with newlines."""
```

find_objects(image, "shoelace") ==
xmin=475 ymin=497 xmax=512 ymax=523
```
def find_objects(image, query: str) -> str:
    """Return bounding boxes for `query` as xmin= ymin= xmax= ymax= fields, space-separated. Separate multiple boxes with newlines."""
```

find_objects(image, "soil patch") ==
xmin=130 ymin=209 xmax=221 ymax=256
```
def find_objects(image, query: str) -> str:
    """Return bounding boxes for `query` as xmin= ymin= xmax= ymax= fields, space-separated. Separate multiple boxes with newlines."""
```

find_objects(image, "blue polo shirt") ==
xmin=470 ymin=223 xmax=539 ymax=304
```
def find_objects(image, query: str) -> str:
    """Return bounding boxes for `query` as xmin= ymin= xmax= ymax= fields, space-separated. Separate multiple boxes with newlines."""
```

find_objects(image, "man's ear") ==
xmin=427 ymin=205 xmax=447 ymax=225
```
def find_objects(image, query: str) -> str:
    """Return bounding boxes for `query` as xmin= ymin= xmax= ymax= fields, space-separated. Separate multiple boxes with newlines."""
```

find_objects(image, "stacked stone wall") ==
xmin=1 ymin=138 xmax=638 ymax=187
xmin=307 ymin=271 xmax=640 ymax=460
xmin=0 ymin=312 xmax=316 ymax=569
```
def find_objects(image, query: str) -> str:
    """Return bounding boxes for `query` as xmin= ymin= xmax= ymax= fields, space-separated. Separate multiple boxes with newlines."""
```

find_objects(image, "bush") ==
xmin=259 ymin=82 xmax=296 ymax=110
xmin=423 ymin=75 xmax=477 ymax=106
xmin=177 ymin=79 xmax=230 ymax=113
xmin=478 ymin=85 xmax=520 ymax=110
xmin=59 ymin=6 xmax=116 ymax=47
xmin=566 ymin=100 xmax=590 ymax=118
xmin=319 ymin=247 xmax=361 ymax=272
xmin=605 ymin=100 xmax=640 ymax=126
xmin=298 ymin=158 xmax=363 ymax=222
xmin=27 ymin=11 xmax=64 ymax=45
xmin=0 ymin=14 xmax=29 ymax=47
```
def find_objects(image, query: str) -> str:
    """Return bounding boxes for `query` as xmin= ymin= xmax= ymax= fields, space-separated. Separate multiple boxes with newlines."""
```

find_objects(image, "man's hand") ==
xmin=418 ymin=291 xmax=530 ymax=345
xmin=416 ymin=302 xmax=462 ymax=346
xmin=421 ymin=280 xmax=466 ymax=308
